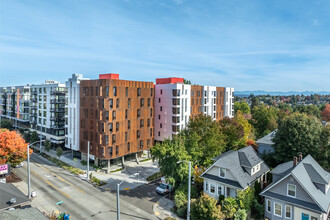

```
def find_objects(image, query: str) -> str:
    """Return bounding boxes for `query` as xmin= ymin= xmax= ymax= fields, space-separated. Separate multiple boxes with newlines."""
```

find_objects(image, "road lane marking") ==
xmin=33 ymin=161 xmax=85 ymax=194
xmin=31 ymin=170 xmax=71 ymax=198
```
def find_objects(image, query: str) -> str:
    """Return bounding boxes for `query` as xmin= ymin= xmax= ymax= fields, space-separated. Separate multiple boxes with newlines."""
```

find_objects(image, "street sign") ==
xmin=0 ymin=164 xmax=10 ymax=175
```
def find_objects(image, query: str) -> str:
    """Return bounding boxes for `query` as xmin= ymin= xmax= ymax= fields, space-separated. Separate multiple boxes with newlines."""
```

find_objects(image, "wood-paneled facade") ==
xmin=79 ymin=77 xmax=154 ymax=161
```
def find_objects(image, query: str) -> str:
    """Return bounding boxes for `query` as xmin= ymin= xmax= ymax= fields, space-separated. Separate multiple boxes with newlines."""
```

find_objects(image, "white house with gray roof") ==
xmin=201 ymin=146 xmax=270 ymax=200
xmin=256 ymin=130 xmax=276 ymax=154
xmin=260 ymin=154 xmax=330 ymax=220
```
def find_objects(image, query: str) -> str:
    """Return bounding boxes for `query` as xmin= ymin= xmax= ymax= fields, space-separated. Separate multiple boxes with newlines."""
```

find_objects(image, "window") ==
xmin=137 ymin=88 xmax=141 ymax=97
xmin=112 ymin=110 xmax=116 ymax=120
xmin=150 ymin=108 xmax=153 ymax=117
xmin=105 ymin=111 xmax=109 ymax=120
xmin=116 ymin=122 xmax=119 ymax=131
xmin=116 ymin=98 xmax=119 ymax=108
xmin=109 ymin=123 xmax=113 ymax=132
xmin=112 ymin=134 xmax=116 ymax=144
xmin=158 ymin=115 xmax=160 ymax=120
xmin=125 ymin=132 xmax=127 ymax=141
xmin=274 ymin=202 xmax=282 ymax=217
xmin=137 ymin=109 xmax=141 ymax=117
xmin=220 ymin=168 xmax=226 ymax=178
xmin=140 ymin=140 xmax=143 ymax=149
xmin=158 ymin=98 xmax=161 ymax=103
xmin=160 ymin=106 xmax=162 ymax=111
xmin=137 ymin=130 xmax=140 ymax=138
xmin=287 ymin=184 xmax=296 ymax=197
xmin=125 ymin=109 xmax=128 ymax=119
xmin=113 ymin=86 xmax=117 ymax=96
xmin=160 ymin=89 xmax=163 ymax=94
xmin=109 ymin=99 xmax=113 ymax=108
xmin=151 ymin=88 xmax=153 ymax=96
xmin=210 ymin=184 xmax=215 ymax=194
xmin=158 ymin=131 xmax=160 ymax=137
xmin=311 ymin=216 xmax=318 ymax=220
xmin=127 ymin=142 xmax=130 ymax=151
xmin=109 ymin=147 xmax=113 ymax=156
xmin=140 ymin=119 xmax=144 ymax=128
xmin=105 ymin=135 xmax=109 ymax=145
xmin=128 ymin=120 xmax=131 ymax=129
xmin=150 ymin=128 xmax=153 ymax=136
xmin=116 ymin=145 xmax=119 ymax=154
xmin=205 ymin=181 xmax=209 ymax=192
xmin=128 ymin=98 xmax=131 ymax=108
xmin=147 ymin=98 xmax=150 ymax=107
xmin=147 ymin=139 xmax=150 ymax=148
xmin=266 ymin=199 xmax=271 ymax=213
xmin=147 ymin=119 xmax=150 ymax=127
xmin=285 ymin=205 xmax=291 ymax=219
xmin=105 ymin=86 xmax=109 ymax=97
xmin=217 ymin=185 xmax=223 ymax=195
xmin=140 ymin=98 xmax=144 ymax=107
xmin=160 ymin=123 xmax=162 ymax=128
xmin=125 ymin=87 xmax=128 ymax=97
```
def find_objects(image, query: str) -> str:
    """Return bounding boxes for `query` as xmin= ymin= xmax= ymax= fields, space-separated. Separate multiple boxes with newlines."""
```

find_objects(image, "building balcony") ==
xmin=51 ymin=124 xmax=65 ymax=129
xmin=31 ymin=91 xmax=38 ymax=95
xmin=31 ymin=98 xmax=38 ymax=102
xmin=31 ymin=105 xmax=37 ymax=110
xmin=50 ymin=116 xmax=65 ymax=121
xmin=50 ymin=108 xmax=65 ymax=112
xmin=50 ymin=90 xmax=67 ymax=95
xmin=50 ymin=99 xmax=65 ymax=104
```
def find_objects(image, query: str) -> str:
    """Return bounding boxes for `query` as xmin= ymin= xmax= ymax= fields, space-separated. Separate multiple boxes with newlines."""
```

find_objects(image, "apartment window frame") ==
xmin=140 ymin=98 xmax=144 ymax=107
xmin=137 ymin=88 xmax=141 ymax=97
xmin=116 ymin=122 xmax=119 ymax=132
xmin=109 ymin=99 xmax=113 ymax=108
xmin=128 ymin=98 xmax=131 ymax=108
xmin=113 ymin=86 xmax=117 ymax=97
xmin=116 ymin=98 xmax=119 ymax=108
xmin=266 ymin=199 xmax=271 ymax=213
xmin=125 ymin=87 xmax=128 ymax=97
xmin=219 ymin=168 xmax=226 ymax=178
xmin=205 ymin=181 xmax=209 ymax=192
xmin=210 ymin=183 xmax=216 ymax=194
xmin=112 ymin=110 xmax=116 ymax=120
xmin=285 ymin=205 xmax=292 ymax=219
xmin=217 ymin=185 xmax=224 ymax=195
xmin=109 ymin=123 xmax=113 ymax=132
xmin=287 ymin=184 xmax=296 ymax=198
xmin=274 ymin=202 xmax=282 ymax=217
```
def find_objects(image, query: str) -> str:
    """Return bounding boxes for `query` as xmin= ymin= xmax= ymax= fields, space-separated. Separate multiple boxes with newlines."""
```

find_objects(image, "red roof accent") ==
xmin=99 ymin=73 xmax=119 ymax=80
xmin=156 ymin=77 xmax=184 ymax=84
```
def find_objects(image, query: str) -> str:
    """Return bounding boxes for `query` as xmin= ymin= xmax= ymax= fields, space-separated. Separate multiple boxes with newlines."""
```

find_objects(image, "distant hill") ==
xmin=235 ymin=90 xmax=330 ymax=97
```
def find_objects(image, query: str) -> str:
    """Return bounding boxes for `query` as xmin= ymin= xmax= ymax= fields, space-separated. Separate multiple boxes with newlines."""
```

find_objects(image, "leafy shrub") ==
xmin=81 ymin=160 xmax=87 ymax=166
xmin=176 ymin=205 xmax=187 ymax=218
xmin=190 ymin=193 xmax=222 ymax=220
xmin=218 ymin=194 xmax=225 ymax=203
xmin=234 ymin=208 xmax=247 ymax=220
xmin=251 ymin=199 xmax=264 ymax=219
xmin=146 ymin=172 xmax=162 ymax=182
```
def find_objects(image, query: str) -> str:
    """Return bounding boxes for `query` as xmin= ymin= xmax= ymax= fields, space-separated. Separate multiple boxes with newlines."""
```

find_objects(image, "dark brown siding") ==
xmin=80 ymin=79 xmax=154 ymax=160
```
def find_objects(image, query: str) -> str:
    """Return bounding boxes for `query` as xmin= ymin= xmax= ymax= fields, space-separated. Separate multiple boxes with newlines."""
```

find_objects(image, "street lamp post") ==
xmin=116 ymin=173 xmax=139 ymax=220
xmin=177 ymin=160 xmax=191 ymax=220
xmin=27 ymin=140 xmax=45 ymax=199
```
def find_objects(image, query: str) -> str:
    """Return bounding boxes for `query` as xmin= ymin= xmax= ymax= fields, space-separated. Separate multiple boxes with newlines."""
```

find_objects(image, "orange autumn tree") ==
xmin=321 ymin=104 xmax=330 ymax=122
xmin=0 ymin=129 xmax=32 ymax=166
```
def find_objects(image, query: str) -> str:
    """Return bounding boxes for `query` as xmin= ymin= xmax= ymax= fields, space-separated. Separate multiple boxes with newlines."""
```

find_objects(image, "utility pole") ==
xmin=117 ymin=183 xmax=120 ymax=220
xmin=87 ymin=141 xmax=89 ymax=180
xmin=27 ymin=144 xmax=31 ymax=199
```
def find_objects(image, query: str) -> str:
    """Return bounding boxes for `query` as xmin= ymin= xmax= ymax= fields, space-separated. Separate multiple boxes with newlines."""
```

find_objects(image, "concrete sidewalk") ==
xmin=31 ymin=145 xmax=159 ymax=191
xmin=153 ymin=197 xmax=183 ymax=220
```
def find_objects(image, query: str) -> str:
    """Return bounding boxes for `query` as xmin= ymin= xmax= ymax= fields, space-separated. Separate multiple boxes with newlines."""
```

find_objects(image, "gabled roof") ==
xmin=0 ymin=183 xmax=30 ymax=211
xmin=256 ymin=130 xmax=276 ymax=145
xmin=260 ymin=155 xmax=330 ymax=213
xmin=201 ymin=146 xmax=270 ymax=189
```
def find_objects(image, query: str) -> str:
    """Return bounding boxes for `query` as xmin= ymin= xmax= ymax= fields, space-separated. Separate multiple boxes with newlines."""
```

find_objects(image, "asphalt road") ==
xmin=13 ymin=153 xmax=158 ymax=220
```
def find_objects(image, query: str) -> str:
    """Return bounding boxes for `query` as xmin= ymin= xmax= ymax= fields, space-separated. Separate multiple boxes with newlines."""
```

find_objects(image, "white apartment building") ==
xmin=0 ymin=85 xmax=31 ymax=129
xmin=224 ymin=87 xmax=234 ymax=118
xmin=154 ymin=77 xmax=234 ymax=141
xmin=65 ymin=74 xmax=88 ymax=153
xmin=30 ymin=80 xmax=66 ymax=146
xmin=155 ymin=80 xmax=191 ymax=141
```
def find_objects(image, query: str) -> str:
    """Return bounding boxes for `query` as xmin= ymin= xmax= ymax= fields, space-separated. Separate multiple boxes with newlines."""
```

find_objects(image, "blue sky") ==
xmin=1 ymin=0 xmax=330 ymax=91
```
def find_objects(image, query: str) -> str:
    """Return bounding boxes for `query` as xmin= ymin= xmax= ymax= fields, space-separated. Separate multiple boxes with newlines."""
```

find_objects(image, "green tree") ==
xmin=23 ymin=131 xmax=31 ymax=143
xmin=234 ymin=101 xmax=251 ymax=115
xmin=251 ymin=104 xmax=278 ymax=139
xmin=236 ymin=187 xmax=254 ymax=211
xmin=56 ymin=147 xmax=63 ymax=159
xmin=190 ymin=193 xmax=223 ymax=220
xmin=44 ymin=140 xmax=51 ymax=152
xmin=273 ymin=113 xmax=324 ymax=164
xmin=0 ymin=119 xmax=13 ymax=130
xmin=319 ymin=124 xmax=330 ymax=170
xmin=184 ymin=79 xmax=192 ymax=84
xmin=183 ymin=114 xmax=225 ymax=166
xmin=251 ymin=96 xmax=259 ymax=113
xmin=30 ymin=131 xmax=39 ymax=143
xmin=222 ymin=197 xmax=238 ymax=219
xmin=219 ymin=117 xmax=245 ymax=151
xmin=151 ymin=137 xmax=191 ymax=186
xmin=294 ymin=105 xmax=321 ymax=119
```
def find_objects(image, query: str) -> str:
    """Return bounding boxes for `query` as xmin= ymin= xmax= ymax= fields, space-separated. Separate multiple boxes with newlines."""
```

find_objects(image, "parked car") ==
xmin=156 ymin=183 xmax=173 ymax=195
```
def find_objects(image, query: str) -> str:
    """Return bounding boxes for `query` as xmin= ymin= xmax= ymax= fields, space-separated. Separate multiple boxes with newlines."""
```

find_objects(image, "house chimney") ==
xmin=298 ymin=152 xmax=303 ymax=162
xmin=293 ymin=156 xmax=298 ymax=167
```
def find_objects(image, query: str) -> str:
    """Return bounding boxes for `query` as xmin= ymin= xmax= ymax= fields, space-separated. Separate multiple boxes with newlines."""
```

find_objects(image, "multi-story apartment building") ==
xmin=154 ymin=77 xmax=234 ymax=141
xmin=0 ymin=85 xmax=31 ymax=129
xmin=79 ymin=74 xmax=154 ymax=171
xmin=65 ymin=74 xmax=88 ymax=156
xmin=30 ymin=80 xmax=66 ymax=147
